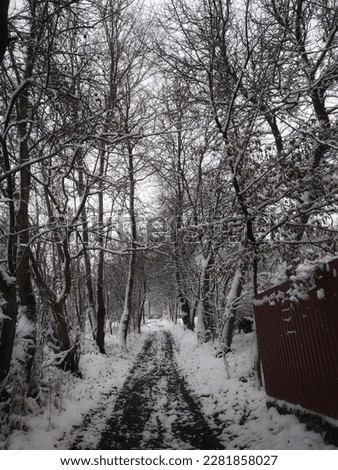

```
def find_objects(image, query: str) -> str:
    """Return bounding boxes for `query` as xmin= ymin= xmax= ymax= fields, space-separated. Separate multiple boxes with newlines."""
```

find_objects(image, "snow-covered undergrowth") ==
xmin=4 ymin=327 xmax=149 ymax=450
xmin=169 ymin=322 xmax=337 ymax=450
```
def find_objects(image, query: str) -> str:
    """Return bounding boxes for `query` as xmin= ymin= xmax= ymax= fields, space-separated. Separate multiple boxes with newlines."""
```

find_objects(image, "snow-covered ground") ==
xmin=169 ymin=322 xmax=337 ymax=450
xmin=4 ymin=319 xmax=337 ymax=450
xmin=5 ymin=329 xmax=147 ymax=450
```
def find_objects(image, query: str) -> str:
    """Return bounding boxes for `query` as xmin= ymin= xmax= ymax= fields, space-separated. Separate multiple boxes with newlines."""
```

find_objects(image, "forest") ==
xmin=0 ymin=0 xmax=337 ymax=448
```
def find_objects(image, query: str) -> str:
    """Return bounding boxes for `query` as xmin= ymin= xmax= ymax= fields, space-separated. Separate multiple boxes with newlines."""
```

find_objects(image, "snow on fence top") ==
xmin=253 ymin=256 xmax=338 ymax=306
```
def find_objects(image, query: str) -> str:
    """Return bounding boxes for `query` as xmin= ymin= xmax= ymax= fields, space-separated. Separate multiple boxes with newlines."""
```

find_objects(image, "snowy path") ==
xmin=8 ymin=322 xmax=334 ymax=450
xmin=95 ymin=330 xmax=222 ymax=450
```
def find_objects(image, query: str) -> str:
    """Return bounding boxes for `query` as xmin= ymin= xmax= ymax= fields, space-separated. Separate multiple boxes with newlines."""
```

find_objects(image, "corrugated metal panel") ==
xmin=253 ymin=258 xmax=338 ymax=419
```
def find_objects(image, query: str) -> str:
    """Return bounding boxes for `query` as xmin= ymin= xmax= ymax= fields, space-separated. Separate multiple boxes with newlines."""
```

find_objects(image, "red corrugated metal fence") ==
xmin=253 ymin=258 xmax=338 ymax=419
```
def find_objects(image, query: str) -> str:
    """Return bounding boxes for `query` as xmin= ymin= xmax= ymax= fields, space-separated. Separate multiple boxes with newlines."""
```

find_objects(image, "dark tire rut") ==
xmin=98 ymin=330 xmax=223 ymax=450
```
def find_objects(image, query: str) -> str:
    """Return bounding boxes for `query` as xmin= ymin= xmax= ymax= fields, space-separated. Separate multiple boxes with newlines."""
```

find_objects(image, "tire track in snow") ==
xmin=98 ymin=330 xmax=223 ymax=449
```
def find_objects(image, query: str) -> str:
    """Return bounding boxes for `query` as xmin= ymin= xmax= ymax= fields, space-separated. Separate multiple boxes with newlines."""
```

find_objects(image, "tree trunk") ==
xmin=96 ymin=191 xmax=106 ymax=354
xmin=84 ymin=247 xmax=96 ymax=338
xmin=197 ymin=253 xmax=212 ymax=343
xmin=13 ymin=77 xmax=37 ymax=389
xmin=220 ymin=267 xmax=244 ymax=354
xmin=203 ymin=252 xmax=216 ymax=338
xmin=49 ymin=300 xmax=79 ymax=373
xmin=96 ymin=250 xmax=106 ymax=354
xmin=137 ymin=279 xmax=146 ymax=334
xmin=119 ymin=139 xmax=137 ymax=348
xmin=0 ymin=270 xmax=17 ymax=382
xmin=0 ymin=135 xmax=17 ymax=384
xmin=96 ymin=135 xmax=107 ymax=353
xmin=0 ymin=0 xmax=10 ymax=65
xmin=175 ymin=249 xmax=194 ymax=330
xmin=252 ymin=251 xmax=262 ymax=387
xmin=76 ymin=157 xmax=97 ymax=338
xmin=29 ymin=238 xmax=78 ymax=373
xmin=119 ymin=255 xmax=135 ymax=347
